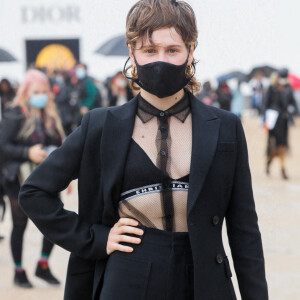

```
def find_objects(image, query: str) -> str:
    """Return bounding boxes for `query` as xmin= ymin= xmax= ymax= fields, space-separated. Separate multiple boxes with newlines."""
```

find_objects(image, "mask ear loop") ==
xmin=123 ymin=57 xmax=134 ymax=80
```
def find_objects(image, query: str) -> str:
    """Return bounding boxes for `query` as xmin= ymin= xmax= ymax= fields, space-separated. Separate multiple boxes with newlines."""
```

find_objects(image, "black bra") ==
xmin=120 ymin=138 xmax=189 ymax=203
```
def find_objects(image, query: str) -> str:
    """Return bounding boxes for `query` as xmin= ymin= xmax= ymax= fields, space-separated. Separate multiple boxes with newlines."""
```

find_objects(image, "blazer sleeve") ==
xmin=0 ymin=107 xmax=29 ymax=161
xmin=19 ymin=111 xmax=111 ymax=260
xmin=225 ymin=117 xmax=269 ymax=300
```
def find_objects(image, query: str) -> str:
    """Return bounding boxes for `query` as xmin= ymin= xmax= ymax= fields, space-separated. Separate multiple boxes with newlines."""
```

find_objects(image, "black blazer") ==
xmin=0 ymin=107 xmax=29 ymax=181
xmin=19 ymin=92 xmax=268 ymax=300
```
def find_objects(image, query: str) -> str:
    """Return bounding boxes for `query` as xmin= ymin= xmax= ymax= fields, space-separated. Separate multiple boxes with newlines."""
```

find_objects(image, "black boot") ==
xmin=266 ymin=159 xmax=271 ymax=175
xmin=14 ymin=269 xmax=33 ymax=288
xmin=281 ymin=168 xmax=288 ymax=180
xmin=35 ymin=262 xmax=60 ymax=285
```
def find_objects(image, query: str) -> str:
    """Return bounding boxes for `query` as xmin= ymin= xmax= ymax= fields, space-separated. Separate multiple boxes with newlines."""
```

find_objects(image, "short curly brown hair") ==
xmin=125 ymin=0 xmax=200 ymax=94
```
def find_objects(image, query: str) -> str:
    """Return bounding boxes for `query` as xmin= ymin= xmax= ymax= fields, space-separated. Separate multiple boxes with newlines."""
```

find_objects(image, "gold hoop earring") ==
xmin=131 ymin=66 xmax=138 ymax=79
xmin=186 ymin=64 xmax=195 ymax=77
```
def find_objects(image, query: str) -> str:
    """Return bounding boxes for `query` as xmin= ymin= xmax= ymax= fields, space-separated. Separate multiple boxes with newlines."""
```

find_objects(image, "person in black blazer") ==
xmin=19 ymin=1 xmax=268 ymax=299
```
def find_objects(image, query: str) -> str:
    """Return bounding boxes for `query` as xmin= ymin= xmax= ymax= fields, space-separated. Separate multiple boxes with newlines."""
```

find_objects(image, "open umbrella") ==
xmin=288 ymin=73 xmax=300 ymax=90
xmin=247 ymin=65 xmax=277 ymax=81
xmin=95 ymin=35 xmax=128 ymax=57
xmin=217 ymin=71 xmax=247 ymax=82
xmin=0 ymin=48 xmax=17 ymax=62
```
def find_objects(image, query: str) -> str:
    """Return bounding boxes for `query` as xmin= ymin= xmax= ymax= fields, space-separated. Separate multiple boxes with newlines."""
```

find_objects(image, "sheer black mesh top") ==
xmin=119 ymin=92 xmax=192 ymax=232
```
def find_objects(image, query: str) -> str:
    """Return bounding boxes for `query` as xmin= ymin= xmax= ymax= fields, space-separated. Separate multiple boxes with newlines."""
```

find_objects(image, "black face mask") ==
xmin=123 ymin=48 xmax=194 ymax=98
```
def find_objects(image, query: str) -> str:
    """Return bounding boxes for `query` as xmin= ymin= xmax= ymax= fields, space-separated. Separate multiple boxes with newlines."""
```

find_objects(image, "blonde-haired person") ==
xmin=20 ymin=1 xmax=268 ymax=299
xmin=0 ymin=69 xmax=65 ymax=288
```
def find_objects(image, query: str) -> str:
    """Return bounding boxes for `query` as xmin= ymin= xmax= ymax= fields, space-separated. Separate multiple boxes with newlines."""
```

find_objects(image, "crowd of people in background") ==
xmin=1 ymin=64 xmax=299 ymax=133
xmin=0 ymin=62 xmax=299 ymax=288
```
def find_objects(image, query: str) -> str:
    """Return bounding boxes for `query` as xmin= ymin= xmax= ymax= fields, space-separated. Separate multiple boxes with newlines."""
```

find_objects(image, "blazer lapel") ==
xmin=99 ymin=93 xmax=220 ymax=223
xmin=187 ymin=93 xmax=220 ymax=217
xmin=100 ymin=97 xmax=138 ymax=226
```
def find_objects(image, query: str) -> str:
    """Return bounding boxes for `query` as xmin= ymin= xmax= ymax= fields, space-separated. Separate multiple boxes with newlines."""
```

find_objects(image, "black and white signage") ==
xmin=21 ymin=6 xmax=81 ymax=23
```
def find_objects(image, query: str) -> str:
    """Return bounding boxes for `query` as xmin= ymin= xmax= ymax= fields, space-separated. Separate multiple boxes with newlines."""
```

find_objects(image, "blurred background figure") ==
xmin=0 ymin=79 xmax=16 ymax=121
xmin=0 ymin=170 xmax=6 ymax=241
xmin=107 ymin=71 xmax=133 ymax=106
xmin=196 ymin=81 xmax=218 ymax=107
xmin=251 ymin=71 xmax=264 ymax=114
xmin=230 ymin=80 xmax=244 ymax=118
xmin=75 ymin=63 xmax=102 ymax=115
xmin=53 ymin=70 xmax=81 ymax=136
xmin=0 ymin=69 xmax=65 ymax=288
xmin=216 ymin=79 xmax=232 ymax=111
xmin=0 ymin=79 xmax=16 ymax=240
xmin=263 ymin=69 xmax=299 ymax=180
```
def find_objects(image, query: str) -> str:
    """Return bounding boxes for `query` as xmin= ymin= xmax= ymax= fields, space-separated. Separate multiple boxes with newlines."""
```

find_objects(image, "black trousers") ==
xmin=4 ymin=177 xmax=54 ymax=264
xmin=99 ymin=226 xmax=194 ymax=300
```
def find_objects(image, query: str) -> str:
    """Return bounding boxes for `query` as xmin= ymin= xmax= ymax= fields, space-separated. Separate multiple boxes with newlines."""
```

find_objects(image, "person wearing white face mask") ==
xmin=108 ymin=71 xmax=133 ymax=107
xmin=0 ymin=69 xmax=66 ymax=288
xmin=19 ymin=1 xmax=268 ymax=299
xmin=75 ymin=63 xmax=100 ymax=115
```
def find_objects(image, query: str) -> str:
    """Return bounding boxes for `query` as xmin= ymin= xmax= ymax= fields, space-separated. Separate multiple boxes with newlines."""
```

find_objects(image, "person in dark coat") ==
xmin=0 ymin=78 xmax=16 ymax=120
xmin=216 ymin=79 xmax=232 ymax=111
xmin=54 ymin=71 xmax=81 ymax=135
xmin=19 ymin=1 xmax=268 ymax=299
xmin=0 ymin=79 xmax=17 ymax=224
xmin=196 ymin=81 xmax=218 ymax=107
xmin=74 ymin=63 xmax=100 ymax=115
xmin=0 ymin=173 xmax=5 ymax=241
xmin=264 ymin=70 xmax=299 ymax=179
xmin=0 ymin=69 xmax=65 ymax=288
xmin=107 ymin=71 xmax=134 ymax=106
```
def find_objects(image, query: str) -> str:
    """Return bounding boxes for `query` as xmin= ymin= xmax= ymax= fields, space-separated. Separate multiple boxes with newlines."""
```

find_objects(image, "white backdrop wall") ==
xmin=0 ymin=0 xmax=299 ymax=83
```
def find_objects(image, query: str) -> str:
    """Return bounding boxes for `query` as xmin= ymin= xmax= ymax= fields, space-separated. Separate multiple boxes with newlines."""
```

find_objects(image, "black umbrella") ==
xmin=95 ymin=35 xmax=128 ymax=57
xmin=0 ymin=48 xmax=17 ymax=62
xmin=217 ymin=71 xmax=247 ymax=82
xmin=247 ymin=65 xmax=278 ymax=81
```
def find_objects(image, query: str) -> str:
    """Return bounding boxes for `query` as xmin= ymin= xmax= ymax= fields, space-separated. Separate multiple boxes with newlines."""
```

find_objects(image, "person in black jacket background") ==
xmin=264 ymin=69 xmax=299 ymax=179
xmin=216 ymin=79 xmax=232 ymax=111
xmin=0 ymin=78 xmax=16 ymax=121
xmin=53 ymin=70 xmax=81 ymax=136
xmin=0 ymin=69 xmax=65 ymax=288
xmin=0 ymin=79 xmax=17 ymax=233
xmin=107 ymin=71 xmax=133 ymax=107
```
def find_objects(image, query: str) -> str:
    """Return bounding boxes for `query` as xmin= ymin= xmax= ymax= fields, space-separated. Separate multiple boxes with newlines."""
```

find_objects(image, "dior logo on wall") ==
xmin=21 ymin=6 xmax=81 ymax=23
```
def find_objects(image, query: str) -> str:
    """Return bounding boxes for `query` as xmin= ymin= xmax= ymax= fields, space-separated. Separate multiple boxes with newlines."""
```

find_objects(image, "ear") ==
xmin=128 ymin=45 xmax=136 ymax=67
xmin=188 ymin=43 xmax=195 ymax=65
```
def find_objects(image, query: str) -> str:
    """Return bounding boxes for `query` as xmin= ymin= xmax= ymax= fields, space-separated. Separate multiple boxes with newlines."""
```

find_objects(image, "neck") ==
xmin=140 ymin=89 xmax=185 ymax=111
xmin=32 ymin=107 xmax=42 ymax=117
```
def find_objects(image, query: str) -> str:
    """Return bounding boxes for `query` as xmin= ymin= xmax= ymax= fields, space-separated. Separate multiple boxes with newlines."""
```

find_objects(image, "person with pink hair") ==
xmin=0 ymin=69 xmax=65 ymax=288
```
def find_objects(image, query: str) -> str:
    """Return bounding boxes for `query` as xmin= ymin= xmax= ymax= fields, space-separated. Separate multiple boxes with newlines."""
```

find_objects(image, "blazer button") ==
xmin=216 ymin=254 xmax=223 ymax=264
xmin=160 ymin=150 xmax=167 ymax=156
xmin=212 ymin=215 xmax=219 ymax=226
